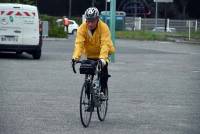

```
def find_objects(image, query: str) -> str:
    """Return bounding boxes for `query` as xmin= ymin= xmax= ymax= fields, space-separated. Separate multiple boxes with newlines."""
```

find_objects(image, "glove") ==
xmin=100 ymin=59 xmax=106 ymax=67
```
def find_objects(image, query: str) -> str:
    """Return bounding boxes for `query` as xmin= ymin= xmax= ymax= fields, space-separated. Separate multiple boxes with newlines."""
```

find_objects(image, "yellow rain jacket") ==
xmin=72 ymin=20 xmax=115 ymax=62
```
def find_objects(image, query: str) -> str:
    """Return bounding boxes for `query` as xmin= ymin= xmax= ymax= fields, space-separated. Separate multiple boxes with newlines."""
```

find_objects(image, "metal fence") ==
xmin=125 ymin=17 xmax=200 ymax=32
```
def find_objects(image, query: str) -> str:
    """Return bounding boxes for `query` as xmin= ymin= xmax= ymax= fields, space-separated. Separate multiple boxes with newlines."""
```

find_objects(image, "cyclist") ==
xmin=71 ymin=7 xmax=115 ymax=98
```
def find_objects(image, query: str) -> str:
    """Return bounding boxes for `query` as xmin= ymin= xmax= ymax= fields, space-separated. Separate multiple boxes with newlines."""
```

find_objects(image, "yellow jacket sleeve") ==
xmin=72 ymin=25 xmax=85 ymax=60
xmin=99 ymin=23 xmax=115 ymax=60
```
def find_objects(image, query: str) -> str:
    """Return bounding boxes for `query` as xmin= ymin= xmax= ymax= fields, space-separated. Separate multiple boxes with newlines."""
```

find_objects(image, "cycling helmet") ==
xmin=85 ymin=7 xmax=99 ymax=20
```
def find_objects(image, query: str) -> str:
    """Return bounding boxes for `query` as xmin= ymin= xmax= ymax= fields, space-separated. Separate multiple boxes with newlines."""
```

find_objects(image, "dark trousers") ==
xmin=100 ymin=63 xmax=108 ymax=93
xmin=87 ymin=58 xmax=109 ymax=93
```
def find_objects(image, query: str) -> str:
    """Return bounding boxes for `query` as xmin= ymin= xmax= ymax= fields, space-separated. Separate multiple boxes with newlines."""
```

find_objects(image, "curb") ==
xmin=43 ymin=37 xmax=200 ymax=45
xmin=175 ymin=40 xmax=200 ymax=45
xmin=167 ymin=37 xmax=200 ymax=45
xmin=42 ymin=38 xmax=68 ymax=41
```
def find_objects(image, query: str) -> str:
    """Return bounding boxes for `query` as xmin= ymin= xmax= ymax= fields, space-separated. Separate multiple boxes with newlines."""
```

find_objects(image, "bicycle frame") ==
xmin=84 ymin=63 xmax=102 ymax=107
xmin=72 ymin=59 xmax=108 ymax=127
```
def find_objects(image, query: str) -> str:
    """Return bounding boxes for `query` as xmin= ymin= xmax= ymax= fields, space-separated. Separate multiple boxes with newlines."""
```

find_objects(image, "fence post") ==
xmin=188 ymin=20 xmax=191 ymax=41
xmin=167 ymin=18 xmax=170 ymax=30
xmin=195 ymin=20 xmax=198 ymax=32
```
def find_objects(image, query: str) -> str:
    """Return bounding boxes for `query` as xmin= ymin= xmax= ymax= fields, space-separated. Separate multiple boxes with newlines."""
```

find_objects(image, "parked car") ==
xmin=68 ymin=20 xmax=79 ymax=34
xmin=152 ymin=27 xmax=176 ymax=32
xmin=56 ymin=19 xmax=79 ymax=34
xmin=0 ymin=3 xmax=42 ymax=59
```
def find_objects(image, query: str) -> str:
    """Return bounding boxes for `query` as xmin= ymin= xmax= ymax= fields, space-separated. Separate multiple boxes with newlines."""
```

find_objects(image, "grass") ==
xmin=177 ymin=31 xmax=200 ymax=40
xmin=192 ymin=31 xmax=200 ymax=40
xmin=116 ymin=31 xmax=200 ymax=41
xmin=116 ymin=31 xmax=168 ymax=41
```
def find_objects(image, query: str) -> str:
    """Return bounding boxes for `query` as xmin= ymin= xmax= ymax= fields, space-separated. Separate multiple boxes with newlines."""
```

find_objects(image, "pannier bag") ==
xmin=79 ymin=60 xmax=97 ymax=75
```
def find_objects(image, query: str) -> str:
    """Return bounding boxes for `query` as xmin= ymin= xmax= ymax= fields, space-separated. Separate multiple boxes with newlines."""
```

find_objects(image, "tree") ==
xmin=0 ymin=0 xmax=35 ymax=5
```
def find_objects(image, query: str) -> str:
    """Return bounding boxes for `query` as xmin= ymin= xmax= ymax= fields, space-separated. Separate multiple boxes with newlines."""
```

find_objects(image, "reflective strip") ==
xmin=15 ymin=11 xmax=22 ymax=16
xmin=23 ymin=12 xmax=30 ymax=16
xmin=0 ymin=11 xmax=35 ymax=16
xmin=6 ymin=11 xmax=14 ymax=15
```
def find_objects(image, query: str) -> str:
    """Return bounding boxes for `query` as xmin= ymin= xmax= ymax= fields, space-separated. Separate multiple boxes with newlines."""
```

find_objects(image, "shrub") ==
xmin=40 ymin=14 xmax=67 ymax=38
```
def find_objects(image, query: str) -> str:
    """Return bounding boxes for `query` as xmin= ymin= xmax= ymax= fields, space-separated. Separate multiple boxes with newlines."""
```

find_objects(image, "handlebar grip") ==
xmin=72 ymin=62 xmax=77 ymax=74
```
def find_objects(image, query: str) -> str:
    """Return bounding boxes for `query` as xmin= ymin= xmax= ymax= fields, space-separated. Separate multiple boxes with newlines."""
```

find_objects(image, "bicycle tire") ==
xmin=97 ymin=87 xmax=108 ymax=121
xmin=80 ymin=82 xmax=93 ymax=127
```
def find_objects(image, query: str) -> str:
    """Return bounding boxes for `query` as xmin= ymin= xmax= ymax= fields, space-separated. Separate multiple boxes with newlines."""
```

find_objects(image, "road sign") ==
xmin=154 ymin=0 xmax=173 ymax=2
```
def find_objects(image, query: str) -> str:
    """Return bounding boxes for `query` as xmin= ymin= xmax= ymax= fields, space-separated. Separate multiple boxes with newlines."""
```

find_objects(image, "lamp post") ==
xmin=110 ymin=0 xmax=116 ymax=62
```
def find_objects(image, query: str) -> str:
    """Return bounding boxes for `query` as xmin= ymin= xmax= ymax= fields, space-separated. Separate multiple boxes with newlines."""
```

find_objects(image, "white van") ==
xmin=0 ymin=3 xmax=42 ymax=59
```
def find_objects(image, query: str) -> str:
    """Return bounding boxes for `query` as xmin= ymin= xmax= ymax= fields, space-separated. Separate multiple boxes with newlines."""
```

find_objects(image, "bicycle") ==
xmin=72 ymin=59 xmax=108 ymax=128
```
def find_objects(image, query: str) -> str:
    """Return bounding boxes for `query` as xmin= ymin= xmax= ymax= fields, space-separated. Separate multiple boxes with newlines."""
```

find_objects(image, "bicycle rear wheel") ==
xmin=80 ymin=82 xmax=92 ymax=127
xmin=97 ymin=87 xmax=108 ymax=121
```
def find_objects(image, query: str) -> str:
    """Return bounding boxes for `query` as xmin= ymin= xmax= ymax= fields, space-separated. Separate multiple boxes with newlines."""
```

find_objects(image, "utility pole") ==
xmin=92 ymin=0 xmax=95 ymax=6
xmin=164 ymin=3 xmax=167 ymax=32
xmin=155 ymin=2 xmax=158 ymax=28
xmin=105 ymin=0 xmax=107 ymax=11
xmin=110 ymin=0 xmax=116 ymax=62
xmin=68 ymin=0 xmax=72 ymax=18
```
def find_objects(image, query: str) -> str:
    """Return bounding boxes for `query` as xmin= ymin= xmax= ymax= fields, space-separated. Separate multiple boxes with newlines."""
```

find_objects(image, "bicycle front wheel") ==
xmin=80 ymin=82 xmax=92 ymax=127
xmin=97 ymin=87 xmax=108 ymax=121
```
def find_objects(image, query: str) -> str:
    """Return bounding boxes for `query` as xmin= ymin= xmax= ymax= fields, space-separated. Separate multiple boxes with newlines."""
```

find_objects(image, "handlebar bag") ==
xmin=79 ymin=60 xmax=97 ymax=75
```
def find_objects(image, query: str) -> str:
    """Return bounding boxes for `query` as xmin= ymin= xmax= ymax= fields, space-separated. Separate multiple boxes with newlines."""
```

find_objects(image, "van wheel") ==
xmin=32 ymin=49 xmax=41 ymax=59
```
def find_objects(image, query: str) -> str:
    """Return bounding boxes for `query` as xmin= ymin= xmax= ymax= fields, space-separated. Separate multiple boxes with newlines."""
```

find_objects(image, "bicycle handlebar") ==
xmin=72 ymin=60 xmax=102 ymax=74
xmin=72 ymin=60 xmax=82 ymax=74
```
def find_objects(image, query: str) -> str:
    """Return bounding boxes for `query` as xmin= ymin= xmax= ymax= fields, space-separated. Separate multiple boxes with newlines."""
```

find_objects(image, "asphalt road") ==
xmin=0 ymin=36 xmax=200 ymax=134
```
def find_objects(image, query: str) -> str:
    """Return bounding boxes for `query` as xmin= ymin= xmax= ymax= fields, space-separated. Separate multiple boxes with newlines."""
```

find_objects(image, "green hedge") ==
xmin=40 ymin=15 xmax=67 ymax=38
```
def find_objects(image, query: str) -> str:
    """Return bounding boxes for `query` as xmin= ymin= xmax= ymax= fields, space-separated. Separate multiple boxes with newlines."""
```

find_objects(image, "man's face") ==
xmin=86 ymin=18 xmax=98 ymax=30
